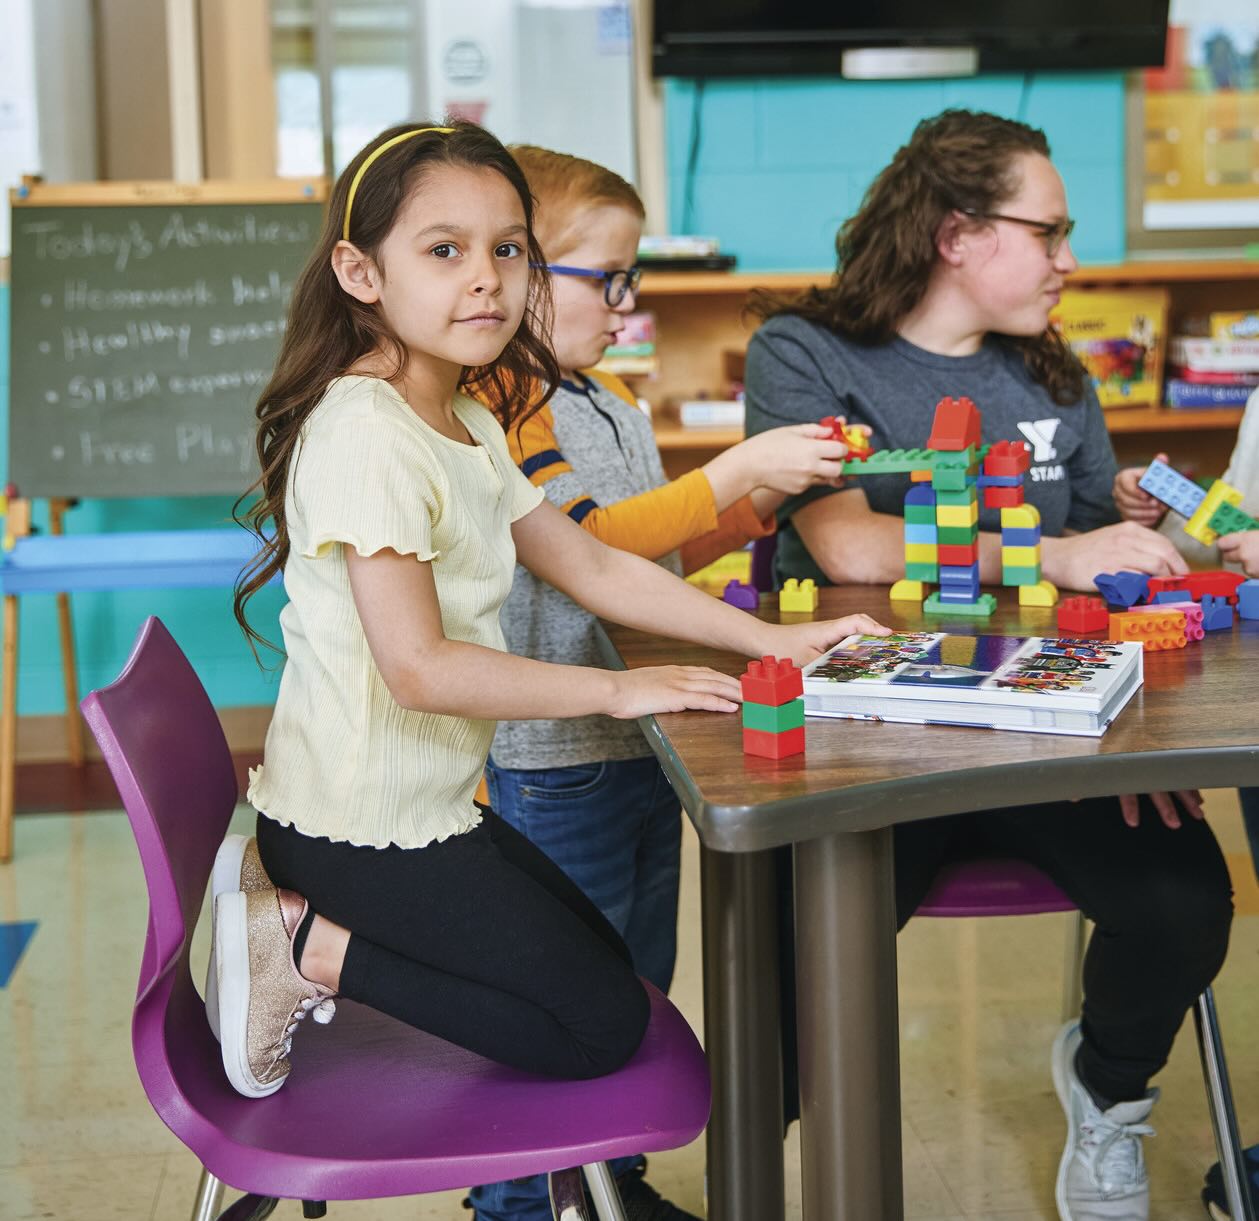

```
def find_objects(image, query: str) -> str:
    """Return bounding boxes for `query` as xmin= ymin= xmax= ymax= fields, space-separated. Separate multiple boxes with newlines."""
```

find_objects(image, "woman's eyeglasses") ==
xmin=961 ymin=209 xmax=1076 ymax=258
xmin=533 ymin=263 xmax=642 ymax=307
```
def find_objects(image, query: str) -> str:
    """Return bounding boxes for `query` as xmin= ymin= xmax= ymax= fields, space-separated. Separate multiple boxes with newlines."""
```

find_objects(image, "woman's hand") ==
xmin=1217 ymin=528 xmax=1259 ymax=578
xmin=606 ymin=665 xmax=743 ymax=720
xmin=1043 ymin=522 xmax=1188 ymax=591
xmin=1112 ymin=452 xmax=1170 ymax=527
xmin=756 ymin=613 xmax=892 ymax=668
xmin=1119 ymin=790 xmax=1204 ymax=830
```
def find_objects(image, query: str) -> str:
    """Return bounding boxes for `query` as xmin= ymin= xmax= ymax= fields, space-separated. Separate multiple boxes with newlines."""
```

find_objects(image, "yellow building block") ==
xmin=1018 ymin=580 xmax=1058 ymax=607
xmin=779 ymin=577 xmax=819 ymax=613
xmin=904 ymin=543 xmax=939 ymax=564
xmin=1001 ymin=504 xmax=1041 ymax=529
xmin=1184 ymin=478 xmax=1243 ymax=547
xmin=890 ymin=579 xmax=926 ymax=602
xmin=1001 ymin=545 xmax=1041 ymax=568
xmin=936 ymin=503 xmax=979 ymax=528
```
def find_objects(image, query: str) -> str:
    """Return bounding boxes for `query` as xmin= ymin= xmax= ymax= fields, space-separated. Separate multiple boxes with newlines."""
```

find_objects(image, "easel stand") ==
xmin=1 ymin=497 xmax=85 ymax=861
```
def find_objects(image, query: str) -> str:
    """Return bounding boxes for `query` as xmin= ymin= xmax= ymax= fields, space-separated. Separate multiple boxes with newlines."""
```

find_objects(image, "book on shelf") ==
xmin=1168 ymin=336 xmax=1259 ymax=374
xmin=597 ymin=311 xmax=658 ymax=377
xmin=1165 ymin=379 xmax=1257 ymax=408
xmin=801 ymin=632 xmax=1143 ymax=737
xmin=637 ymin=235 xmax=737 ymax=272
xmin=677 ymin=399 xmax=745 ymax=428
xmin=1050 ymin=288 xmax=1169 ymax=408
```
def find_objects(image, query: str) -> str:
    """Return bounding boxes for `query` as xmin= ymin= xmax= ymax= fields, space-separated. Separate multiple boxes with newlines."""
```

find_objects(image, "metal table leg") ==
xmin=794 ymin=827 xmax=903 ymax=1220
xmin=700 ymin=844 xmax=785 ymax=1221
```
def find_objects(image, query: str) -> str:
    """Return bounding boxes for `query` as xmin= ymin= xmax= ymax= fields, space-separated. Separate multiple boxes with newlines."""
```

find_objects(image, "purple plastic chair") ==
xmin=919 ymin=857 xmax=1255 ymax=1221
xmin=80 ymin=617 xmax=710 ymax=1221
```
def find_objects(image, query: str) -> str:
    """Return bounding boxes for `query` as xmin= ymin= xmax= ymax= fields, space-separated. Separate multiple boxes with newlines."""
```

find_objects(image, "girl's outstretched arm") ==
xmin=511 ymin=498 xmax=889 ymax=664
xmin=346 ymin=544 xmax=741 ymax=721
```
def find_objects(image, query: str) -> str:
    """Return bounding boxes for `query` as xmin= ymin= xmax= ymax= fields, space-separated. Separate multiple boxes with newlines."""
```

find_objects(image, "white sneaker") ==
xmin=204 ymin=835 xmax=271 ymax=1040
xmin=1052 ymin=1021 xmax=1156 ymax=1220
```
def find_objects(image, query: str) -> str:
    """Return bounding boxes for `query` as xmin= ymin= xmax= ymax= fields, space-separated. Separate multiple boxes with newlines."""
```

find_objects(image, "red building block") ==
xmin=739 ymin=656 xmax=804 ymax=705
xmin=937 ymin=542 xmax=979 ymax=566
xmin=983 ymin=485 xmax=1026 ymax=509
xmin=1057 ymin=596 xmax=1109 ymax=634
xmin=743 ymin=725 xmax=806 ymax=759
xmin=983 ymin=439 xmax=1031 ymax=477
xmin=927 ymin=396 xmax=982 ymax=451
xmin=1145 ymin=570 xmax=1246 ymax=604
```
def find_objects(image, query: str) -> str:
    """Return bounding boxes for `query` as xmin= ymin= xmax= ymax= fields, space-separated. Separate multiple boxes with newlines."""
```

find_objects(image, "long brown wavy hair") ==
xmin=233 ymin=121 xmax=561 ymax=657
xmin=749 ymin=109 xmax=1085 ymax=405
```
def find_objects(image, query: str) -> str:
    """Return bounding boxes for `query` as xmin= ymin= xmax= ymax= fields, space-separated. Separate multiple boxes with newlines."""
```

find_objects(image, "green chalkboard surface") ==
xmin=7 ymin=180 xmax=326 ymax=498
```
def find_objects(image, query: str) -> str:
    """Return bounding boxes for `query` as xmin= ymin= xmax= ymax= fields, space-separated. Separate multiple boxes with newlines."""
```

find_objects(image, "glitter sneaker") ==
xmin=205 ymin=834 xmax=271 ymax=1041
xmin=213 ymin=886 xmax=336 ymax=1098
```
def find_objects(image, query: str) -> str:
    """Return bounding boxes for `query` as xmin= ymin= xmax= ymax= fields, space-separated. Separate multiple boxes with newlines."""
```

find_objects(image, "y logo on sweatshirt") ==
xmin=1016 ymin=418 xmax=1065 ymax=482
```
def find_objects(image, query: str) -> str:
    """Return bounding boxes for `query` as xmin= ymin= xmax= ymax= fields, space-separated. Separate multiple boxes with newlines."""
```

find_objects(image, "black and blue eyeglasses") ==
xmin=532 ymin=263 xmax=642 ymax=307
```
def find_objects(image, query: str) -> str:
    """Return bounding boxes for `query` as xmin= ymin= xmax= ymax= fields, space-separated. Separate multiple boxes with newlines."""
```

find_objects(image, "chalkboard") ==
xmin=7 ymin=180 xmax=326 ymax=498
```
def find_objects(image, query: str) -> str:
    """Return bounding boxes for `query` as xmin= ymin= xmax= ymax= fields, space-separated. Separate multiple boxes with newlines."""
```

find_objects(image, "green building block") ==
xmin=937 ymin=524 xmax=979 ymax=545
xmin=742 ymin=698 xmax=805 ymax=733
xmin=841 ymin=448 xmax=935 ymax=475
xmin=905 ymin=561 xmax=939 ymax=581
xmin=1002 ymin=564 xmax=1042 ymax=586
xmin=922 ymin=592 xmax=997 ymax=617
xmin=905 ymin=504 xmax=938 ymax=524
xmin=1206 ymin=501 xmax=1259 ymax=538
xmin=931 ymin=467 xmax=978 ymax=492
xmin=934 ymin=488 xmax=977 ymax=507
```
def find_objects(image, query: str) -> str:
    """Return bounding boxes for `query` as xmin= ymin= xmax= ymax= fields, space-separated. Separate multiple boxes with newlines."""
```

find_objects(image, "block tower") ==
xmin=740 ymin=656 xmax=805 ymax=759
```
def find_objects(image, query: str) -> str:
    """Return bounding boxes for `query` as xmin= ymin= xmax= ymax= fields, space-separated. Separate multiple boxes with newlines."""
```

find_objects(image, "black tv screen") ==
xmin=652 ymin=1 xmax=1170 ymax=77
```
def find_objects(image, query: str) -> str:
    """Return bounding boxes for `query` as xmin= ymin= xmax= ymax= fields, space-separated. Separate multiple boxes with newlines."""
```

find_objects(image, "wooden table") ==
xmin=597 ymin=586 xmax=1259 ymax=1221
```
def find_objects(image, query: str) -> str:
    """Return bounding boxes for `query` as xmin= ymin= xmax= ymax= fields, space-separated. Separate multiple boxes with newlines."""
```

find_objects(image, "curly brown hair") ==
xmin=749 ymin=109 xmax=1084 ymax=405
xmin=233 ymin=120 xmax=561 ymax=658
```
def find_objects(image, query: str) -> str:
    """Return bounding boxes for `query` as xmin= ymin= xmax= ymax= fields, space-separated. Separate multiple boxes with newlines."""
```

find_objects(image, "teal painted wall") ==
xmin=665 ymin=73 xmax=1127 ymax=269
xmin=1 ymin=281 xmax=286 ymax=714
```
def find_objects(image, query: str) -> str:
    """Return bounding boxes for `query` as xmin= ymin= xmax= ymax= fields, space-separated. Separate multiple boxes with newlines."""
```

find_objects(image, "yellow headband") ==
xmin=342 ymin=126 xmax=455 ymax=242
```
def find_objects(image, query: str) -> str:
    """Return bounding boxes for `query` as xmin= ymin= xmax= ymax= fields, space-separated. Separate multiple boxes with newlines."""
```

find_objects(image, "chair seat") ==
xmin=918 ymin=857 xmax=1076 ymax=918
xmin=144 ymin=977 xmax=710 ymax=1202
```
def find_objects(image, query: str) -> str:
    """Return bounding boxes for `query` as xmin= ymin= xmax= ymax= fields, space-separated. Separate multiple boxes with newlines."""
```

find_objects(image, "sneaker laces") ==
xmin=1079 ymin=1113 xmax=1155 ymax=1195
xmin=273 ymin=993 xmax=338 ymax=1062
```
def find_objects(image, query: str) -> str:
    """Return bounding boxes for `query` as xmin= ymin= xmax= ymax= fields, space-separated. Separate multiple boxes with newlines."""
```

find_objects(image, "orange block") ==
xmin=1108 ymin=610 xmax=1187 ymax=651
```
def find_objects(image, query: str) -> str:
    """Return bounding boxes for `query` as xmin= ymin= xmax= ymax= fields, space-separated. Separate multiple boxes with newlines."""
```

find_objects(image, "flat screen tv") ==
xmin=652 ymin=2 xmax=1170 ymax=77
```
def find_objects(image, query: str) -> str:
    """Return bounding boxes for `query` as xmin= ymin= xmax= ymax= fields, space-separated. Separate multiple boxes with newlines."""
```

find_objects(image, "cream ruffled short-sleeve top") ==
xmin=247 ymin=375 xmax=544 ymax=849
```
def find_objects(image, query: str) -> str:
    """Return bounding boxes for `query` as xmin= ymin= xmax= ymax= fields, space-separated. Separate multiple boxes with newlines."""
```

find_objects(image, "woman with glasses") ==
xmin=744 ymin=109 xmax=1233 ymax=1221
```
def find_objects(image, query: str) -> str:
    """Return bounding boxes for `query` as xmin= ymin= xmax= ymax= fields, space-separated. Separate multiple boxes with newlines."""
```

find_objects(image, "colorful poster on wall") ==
xmin=1140 ymin=0 xmax=1259 ymax=233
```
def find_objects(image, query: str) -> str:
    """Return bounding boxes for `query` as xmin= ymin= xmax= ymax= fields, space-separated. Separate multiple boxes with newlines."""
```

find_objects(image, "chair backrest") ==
xmin=80 ymin=616 xmax=240 ymax=1001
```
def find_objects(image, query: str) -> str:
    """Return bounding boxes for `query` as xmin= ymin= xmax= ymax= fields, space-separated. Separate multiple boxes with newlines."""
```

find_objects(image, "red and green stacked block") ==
xmin=740 ymin=656 xmax=805 ymax=759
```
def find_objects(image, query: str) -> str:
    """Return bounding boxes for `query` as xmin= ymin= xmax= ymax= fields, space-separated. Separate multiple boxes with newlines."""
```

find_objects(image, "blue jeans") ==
xmin=467 ymin=755 xmax=683 ymax=1221
xmin=1241 ymin=788 xmax=1259 ymax=883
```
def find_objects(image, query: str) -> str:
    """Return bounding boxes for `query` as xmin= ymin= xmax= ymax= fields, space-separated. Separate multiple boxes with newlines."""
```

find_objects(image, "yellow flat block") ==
xmin=904 ymin=543 xmax=939 ymax=563
xmin=1184 ymin=478 xmax=1243 ymax=547
xmin=936 ymin=504 xmax=979 ymax=527
xmin=1018 ymin=580 xmax=1058 ymax=607
xmin=1001 ymin=545 xmax=1041 ymax=568
xmin=890 ymin=579 xmax=926 ymax=602
xmin=778 ymin=577 xmax=819 ymax=613
xmin=1001 ymin=504 xmax=1041 ymax=529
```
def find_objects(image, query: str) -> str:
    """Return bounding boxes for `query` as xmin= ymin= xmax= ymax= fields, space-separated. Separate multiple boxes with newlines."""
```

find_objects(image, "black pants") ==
xmin=780 ymin=794 xmax=1234 ymax=1125
xmin=257 ymin=807 xmax=650 ymax=1081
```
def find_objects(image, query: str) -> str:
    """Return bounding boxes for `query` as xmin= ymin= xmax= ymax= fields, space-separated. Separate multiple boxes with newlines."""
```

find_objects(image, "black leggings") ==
xmin=780 ymin=794 xmax=1234 ymax=1123
xmin=256 ymin=807 xmax=650 ymax=1081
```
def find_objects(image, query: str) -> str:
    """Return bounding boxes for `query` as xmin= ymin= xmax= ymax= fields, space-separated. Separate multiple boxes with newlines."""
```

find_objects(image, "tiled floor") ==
xmin=2 ymin=792 xmax=1256 ymax=1220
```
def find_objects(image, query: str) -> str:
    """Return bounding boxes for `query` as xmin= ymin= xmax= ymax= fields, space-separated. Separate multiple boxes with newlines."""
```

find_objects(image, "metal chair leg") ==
xmin=549 ymin=1166 xmax=591 ymax=1220
xmin=191 ymin=1168 xmax=225 ymax=1221
xmin=1060 ymin=910 xmax=1086 ymax=1023
xmin=583 ymin=1162 xmax=629 ymax=1221
xmin=214 ymin=1197 xmax=278 ymax=1221
xmin=1194 ymin=986 xmax=1256 ymax=1221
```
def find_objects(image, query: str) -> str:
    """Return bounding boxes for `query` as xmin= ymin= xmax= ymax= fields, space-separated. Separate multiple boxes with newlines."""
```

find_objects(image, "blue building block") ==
xmin=1200 ymin=594 xmax=1234 ymax=631
xmin=1152 ymin=589 xmax=1192 ymax=604
xmin=938 ymin=564 xmax=980 ymax=600
xmin=904 ymin=483 xmax=937 ymax=507
xmin=1094 ymin=571 xmax=1150 ymax=608
xmin=1238 ymin=580 xmax=1259 ymax=620
xmin=1001 ymin=526 xmax=1041 ymax=547
xmin=1138 ymin=459 xmax=1206 ymax=519
xmin=977 ymin=473 xmax=1024 ymax=488
xmin=904 ymin=522 xmax=938 ymax=544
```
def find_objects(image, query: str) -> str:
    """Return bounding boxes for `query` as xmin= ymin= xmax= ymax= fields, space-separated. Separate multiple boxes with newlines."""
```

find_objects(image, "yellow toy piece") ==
xmin=890 ymin=579 xmax=926 ymax=602
xmin=903 ymin=542 xmax=939 ymax=564
xmin=1018 ymin=580 xmax=1058 ymax=607
xmin=1184 ymin=479 xmax=1242 ymax=547
xmin=1001 ymin=545 xmax=1040 ymax=568
xmin=779 ymin=577 xmax=819 ymax=614
xmin=936 ymin=503 xmax=979 ymax=527
xmin=1000 ymin=504 xmax=1041 ymax=529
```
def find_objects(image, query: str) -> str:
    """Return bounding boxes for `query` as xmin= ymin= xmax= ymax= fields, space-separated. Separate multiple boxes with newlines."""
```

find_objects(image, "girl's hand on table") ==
xmin=757 ymin=614 xmax=892 ymax=669
xmin=1119 ymin=790 xmax=1204 ymax=830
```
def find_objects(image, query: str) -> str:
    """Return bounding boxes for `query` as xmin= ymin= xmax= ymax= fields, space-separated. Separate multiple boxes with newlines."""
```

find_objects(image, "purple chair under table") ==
xmin=919 ymin=857 xmax=1254 ymax=1221
xmin=80 ymin=617 xmax=710 ymax=1221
